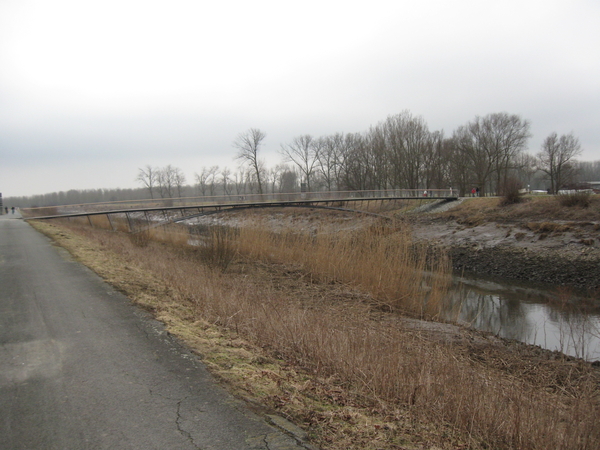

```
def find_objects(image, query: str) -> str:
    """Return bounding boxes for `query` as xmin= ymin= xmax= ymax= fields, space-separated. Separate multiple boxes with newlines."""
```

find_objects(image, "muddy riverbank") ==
xmin=409 ymin=196 xmax=600 ymax=293
xmin=448 ymin=244 xmax=600 ymax=291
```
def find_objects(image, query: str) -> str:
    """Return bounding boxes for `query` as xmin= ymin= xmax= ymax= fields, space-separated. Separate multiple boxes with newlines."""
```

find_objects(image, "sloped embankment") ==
xmin=410 ymin=196 xmax=600 ymax=292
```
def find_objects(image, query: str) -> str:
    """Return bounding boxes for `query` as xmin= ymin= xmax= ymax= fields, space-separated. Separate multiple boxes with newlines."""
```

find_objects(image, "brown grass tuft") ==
xmin=557 ymin=191 xmax=593 ymax=208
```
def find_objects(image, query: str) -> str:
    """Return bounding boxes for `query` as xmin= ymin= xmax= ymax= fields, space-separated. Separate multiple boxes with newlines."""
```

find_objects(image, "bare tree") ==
xmin=156 ymin=165 xmax=181 ymax=198
xmin=452 ymin=113 xmax=530 ymax=195
xmin=513 ymin=152 xmax=537 ymax=190
xmin=136 ymin=165 xmax=158 ymax=199
xmin=311 ymin=133 xmax=348 ymax=190
xmin=267 ymin=164 xmax=284 ymax=194
xmin=173 ymin=167 xmax=186 ymax=198
xmin=537 ymin=132 xmax=582 ymax=194
xmin=340 ymin=132 xmax=377 ymax=190
xmin=315 ymin=136 xmax=337 ymax=191
xmin=422 ymin=130 xmax=450 ymax=190
xmin=365 ymin=125 xmax=390 ymax=189
xmin=484 ymin=113 xmax=531 ymax=194
xmin=233 ymin=168 xmax=247 ymax=195
xmin=221 ymin=167 xmax=232 ymax=196
xmin=446 ymin=137 xmax=472 ymax=196
xmin=233 ymin=128 xmax=266 ymax=195
xmin=194 ymin=167 xmax=209 ymax=196
xmin=280 ymin=135 xmax=321 ymax=192
xmin=453 ymin=120 xmax=492 ymax=194
xmin=207 ymin=166 xmax=219 ymax=196
xmin=383 ymin=111 xmax=430 ymax=189
xmin=274 ymin=165 xmax=298 ymax=193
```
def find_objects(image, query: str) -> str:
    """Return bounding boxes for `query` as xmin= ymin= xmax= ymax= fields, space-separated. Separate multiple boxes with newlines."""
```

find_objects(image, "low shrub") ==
xmin=557 ymin=191 xmax=592 ymax=208
xmin=194 ymin=226 xmax=237 ymax=271
xmin=129 ymin=229 xmax=151 ymax=247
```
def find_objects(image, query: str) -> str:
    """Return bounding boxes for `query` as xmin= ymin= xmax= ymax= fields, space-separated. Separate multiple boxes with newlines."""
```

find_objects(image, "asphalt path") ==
xmin=0 ymin=214 xmax=313 ymax=450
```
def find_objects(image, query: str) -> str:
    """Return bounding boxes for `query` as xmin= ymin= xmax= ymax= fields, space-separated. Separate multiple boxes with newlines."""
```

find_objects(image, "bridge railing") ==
xmin=21 ymin=189 xmax=456 ymax=218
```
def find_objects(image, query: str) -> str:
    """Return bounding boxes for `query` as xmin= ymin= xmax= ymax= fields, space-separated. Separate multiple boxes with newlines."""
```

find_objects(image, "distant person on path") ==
xmin=4 ymin=207 xmax=7 ymax=214
xmin=476 ymin=187 xmax=480 ymax=197
xmin=11 ymin=206 xmax=15 ymax=214
xmin=471 ymin=188 xmax=476 ymax=197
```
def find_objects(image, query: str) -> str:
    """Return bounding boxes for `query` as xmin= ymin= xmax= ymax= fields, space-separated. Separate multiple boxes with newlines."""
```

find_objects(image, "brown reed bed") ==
xmin=31 ymin=217 xmax=600 ymax=450
xmin=225 ymin=221 xmax=450 ymax=317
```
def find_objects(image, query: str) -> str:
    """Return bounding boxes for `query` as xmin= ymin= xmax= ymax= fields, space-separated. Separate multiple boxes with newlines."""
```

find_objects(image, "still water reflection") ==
xmin=442 ymin=275 xmax=600 ymax=361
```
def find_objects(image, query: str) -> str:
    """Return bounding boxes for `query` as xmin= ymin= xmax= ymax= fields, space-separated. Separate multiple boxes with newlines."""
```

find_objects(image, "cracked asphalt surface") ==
xmin=0 ymin=215 xmax=313 ymax=449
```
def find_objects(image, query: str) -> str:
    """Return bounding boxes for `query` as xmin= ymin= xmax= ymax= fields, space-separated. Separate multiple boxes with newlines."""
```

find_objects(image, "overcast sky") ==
xmin=1 ymin=0 xmax=599 ymax=198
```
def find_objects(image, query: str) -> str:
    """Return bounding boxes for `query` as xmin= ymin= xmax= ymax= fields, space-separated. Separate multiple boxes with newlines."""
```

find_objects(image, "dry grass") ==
xmin=75 ymin=215 xmax=451 ymax=317
xmin=557 ymin=192 xmax=593 ymax=208
xmin=440 ymin=195 xmax=600 ymax=224
xmin=30 ymin=219 xmax=600 ymax=450
xmin=230 ymin=221 xmax=450 ymax=317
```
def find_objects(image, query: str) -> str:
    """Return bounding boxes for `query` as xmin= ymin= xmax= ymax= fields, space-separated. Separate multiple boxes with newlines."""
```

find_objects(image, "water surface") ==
xmin=443 ymin=274 xmax=600 ymax=361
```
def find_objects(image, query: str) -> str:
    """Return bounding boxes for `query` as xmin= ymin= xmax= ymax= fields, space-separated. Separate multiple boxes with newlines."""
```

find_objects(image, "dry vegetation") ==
xmin=30 ymin=214 xmax=600 ymax=450
xmin=438 ymin=194 xmax=600 ymax=225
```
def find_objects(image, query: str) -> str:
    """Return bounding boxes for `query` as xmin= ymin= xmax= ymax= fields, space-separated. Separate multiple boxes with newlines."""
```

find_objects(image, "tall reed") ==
xmin=231 ymin=220 xmax=450 ymax=317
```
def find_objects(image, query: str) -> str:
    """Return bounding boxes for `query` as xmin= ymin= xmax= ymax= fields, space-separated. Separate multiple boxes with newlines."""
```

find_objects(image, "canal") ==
xmin=443 ymin=273 xmax=600 ymax=361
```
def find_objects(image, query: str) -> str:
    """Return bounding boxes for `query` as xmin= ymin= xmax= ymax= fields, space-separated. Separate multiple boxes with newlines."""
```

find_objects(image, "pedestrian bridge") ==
xmin=22 ymin=189 xmax=458 ymax=232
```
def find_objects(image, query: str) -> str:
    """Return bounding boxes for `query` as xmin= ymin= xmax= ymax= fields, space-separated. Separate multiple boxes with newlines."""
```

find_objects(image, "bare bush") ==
xmin=194 ymin=226 xmax=237 ymax=271
xmin=557 ymin=191 xmax=592 ymax=208
xmin=129 ymin=229 xmax=151 ymax=247
xmin=500 ymin=176 xmax=524 ymax=206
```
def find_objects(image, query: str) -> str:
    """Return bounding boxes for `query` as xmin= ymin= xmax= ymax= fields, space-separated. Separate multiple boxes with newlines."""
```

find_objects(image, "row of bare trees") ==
xmin=234 ymin=112 xmax=584 ymax=196
xmin=136 ymin=165 xmax=186 ymax=199
xmin=136 ymin=111 xmax=589 ymax=200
